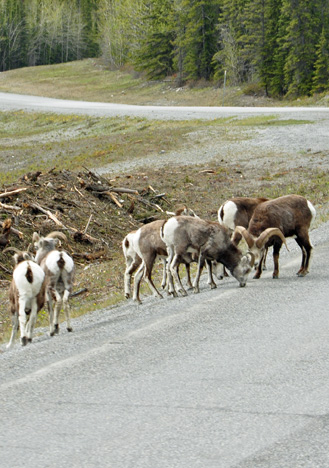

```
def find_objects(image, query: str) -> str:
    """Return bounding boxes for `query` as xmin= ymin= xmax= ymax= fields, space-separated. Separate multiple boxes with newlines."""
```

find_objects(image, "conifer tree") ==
xmin=176 ymin=0 xmax=221 ymax=81
xmin=281 ymin=0 xmax=319 ymax=96
xmin=133 ymin=0 xmax=175 ymax=79
xmin=312 ymin=27 xmax=329 ymax=93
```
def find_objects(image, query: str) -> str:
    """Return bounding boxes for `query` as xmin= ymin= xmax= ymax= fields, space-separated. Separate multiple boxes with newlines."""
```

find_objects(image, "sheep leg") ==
xmin=143 ymin=253 xmax=163 ymax=299
xmin=124 ymin=257 xmax=141 ymax=299
xmin=161 ymin=258 xmax=167 ymax=289
xmin=170 ymin=254 xmax=187 ymax=296
xmin=53 ymin=291 xmax=63 ymax=334
xmin=295 ymin=234 xmax=312 ymax=276
xmin=26 ymin=300 xmax=38 ymax=343
xmin=6 ymin=312 xmax=19 ymax=349
xmin=206 ymin=260 xmax=217 ymax=289
xmin=47 ymin=291 xmax=56 ymax=336
xmin=184 ymin=263 xmax=193 ymax=290
xmin=271 ymin=241 xmax=282 ymax=278
xmin=253 ymin=253 xmax=265 ymax=279
xmin=192 ymin=253 xmax=206 ymax=294
xmin=133 ymin=263 xmax=144 ymax=303
xmin=165 ymin=248 xmax=178 ymax=297
xmin=63 ymin=290 xmax=72 ymax=332
xmin=18 ymin=300 xmax=28 ymax=346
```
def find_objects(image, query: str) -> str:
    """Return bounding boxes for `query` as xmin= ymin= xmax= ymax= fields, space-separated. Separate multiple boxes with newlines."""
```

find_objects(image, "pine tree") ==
xmin=312 ymin=27 xmax=329 ymax=93
xmin=76 ymin=0 xmax=100 ymax=57
xmin=133 ymin=0 xmax=175 ymax=79
xmin=215 ymin=0 xmax=252 ymax=85
xmin=281 ymin=0 xmax=320 ymax=96
xmin=175 ymin=0 xmax=221 ymax=82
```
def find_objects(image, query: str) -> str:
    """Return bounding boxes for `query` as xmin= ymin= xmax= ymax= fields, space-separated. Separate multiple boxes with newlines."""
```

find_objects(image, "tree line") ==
xmin=1 ymin=0 xmax=329 ymax=97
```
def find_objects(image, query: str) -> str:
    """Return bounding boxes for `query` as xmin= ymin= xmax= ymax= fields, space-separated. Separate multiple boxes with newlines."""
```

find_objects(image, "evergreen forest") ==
xmin=1 ymin=0 xmax=329 ymax=97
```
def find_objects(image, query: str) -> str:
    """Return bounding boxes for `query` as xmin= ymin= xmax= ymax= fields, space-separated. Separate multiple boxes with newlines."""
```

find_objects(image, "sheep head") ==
xmin=233 ymin=225 xmax=288 ymax=267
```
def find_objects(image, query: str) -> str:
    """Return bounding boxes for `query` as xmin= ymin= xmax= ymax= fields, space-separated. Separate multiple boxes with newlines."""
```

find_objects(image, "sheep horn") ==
xmin=246 ymin=251 xmax=255 ymax=268
xmin=255 ymin=227 xmax=289 ymax=251
xmin=45 ymin=231 xmax=68 ymax=242
xmin=233 ymin=226 xmax=255 ymax=249
xmin=3 ymin=247 xmax=21 ymax=254
xmin=32 ymin=232 xmax=40 ymax=242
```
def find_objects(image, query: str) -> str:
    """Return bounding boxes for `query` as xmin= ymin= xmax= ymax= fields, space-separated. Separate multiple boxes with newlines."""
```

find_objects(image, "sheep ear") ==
xmin=32 ymin=232 xmax=40 ymax=243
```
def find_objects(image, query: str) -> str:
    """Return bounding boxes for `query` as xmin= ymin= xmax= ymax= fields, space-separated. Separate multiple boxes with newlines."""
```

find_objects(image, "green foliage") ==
xmin=1 ymin=0 xmax=329 ymax=99
xmin=133 ymin=0 xmax=175 ymax=79
xmin=312 ymin=27 xmax=329 ymax=93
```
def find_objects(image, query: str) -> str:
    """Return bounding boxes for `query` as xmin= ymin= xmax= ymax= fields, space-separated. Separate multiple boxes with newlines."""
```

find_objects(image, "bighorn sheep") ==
xmin=32 ymin=231 xmax=75 ymax=336
xmin=218 ymin=196 xmax=269 ymax=276
xmin=160 ymin=215 xmax=255 ymax=296
xmin=233 ymin=194 xmax=316 ymax=279
xmin=218 ymin=197 xmax=269 ymax=232
xmin=6 ymin=249 xmax=46 ymax=349
xmin=122 ymin=207 xmax=198 ymax=303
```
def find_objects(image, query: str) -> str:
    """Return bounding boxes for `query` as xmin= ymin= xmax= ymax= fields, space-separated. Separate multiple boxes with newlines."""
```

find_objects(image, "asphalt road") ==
xmin=1 ymin=93 xmax=329 ymax=467
xmin=1 ymin=229 xmax=329 ymax=467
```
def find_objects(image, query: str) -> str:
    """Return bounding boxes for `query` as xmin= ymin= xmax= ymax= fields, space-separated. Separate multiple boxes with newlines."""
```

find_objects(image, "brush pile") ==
xmin=0 ymin=167 xmax=175 ymax=279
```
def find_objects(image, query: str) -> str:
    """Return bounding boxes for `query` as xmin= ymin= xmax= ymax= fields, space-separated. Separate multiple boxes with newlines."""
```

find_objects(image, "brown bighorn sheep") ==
xmin=122 ymin=206 xmax=198 ymax=303
xmin=218 ymin=196 xmax=269 ymax=276
xmin=160 ymin=216 xmax=255 ymax=296
xmin=218 ymin=197 xmax=269 ymax=232
xmin=233 ymin=194 xmax=316 ymax=279
xmin=5 ymin=248 xmax=46 ymax=349
xmin=32 ymin=231 xmax=75 ymax=336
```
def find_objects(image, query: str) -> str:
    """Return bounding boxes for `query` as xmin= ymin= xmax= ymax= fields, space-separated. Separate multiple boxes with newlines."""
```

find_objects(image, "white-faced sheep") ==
xmin=32 ymin=231 xmax=75 ymax=336
xmin=233 ymin=194 xmax=315 ymax=279
xmin=6 ymin=249 xmax=46 ymax=349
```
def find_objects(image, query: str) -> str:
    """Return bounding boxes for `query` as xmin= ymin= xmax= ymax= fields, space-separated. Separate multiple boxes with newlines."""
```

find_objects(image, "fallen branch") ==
xmin=111 ymin=188 xmax=139 ymax=195
xmin=107 ymin=192 xmax=122 ymax=208
xmin=0 ymin=261 xmax=12 ymax=274
xmin=0 ymin=188 xmax=27 ymax=198
xmin=30 ymin=203 xmax=65 ymax=228
xmin=0 ymin=202 xmax=22 ymax=211
xmin=83 ymin=214 xmax=93 ymax=235
xmin=70 ymin=288 xmax=88 ymax=298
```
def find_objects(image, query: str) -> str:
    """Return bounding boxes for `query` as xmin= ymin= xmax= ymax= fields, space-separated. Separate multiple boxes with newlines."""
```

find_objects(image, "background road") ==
xmin=1 ymin=225 xmax=329 ymax=467
xmin=1 ymin=91 xmax=329 ymax=120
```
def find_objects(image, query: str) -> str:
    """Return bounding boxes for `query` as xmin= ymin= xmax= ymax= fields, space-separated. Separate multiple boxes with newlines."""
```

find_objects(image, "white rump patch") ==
xmin=218 ymin=200 xmax=237 ymax=231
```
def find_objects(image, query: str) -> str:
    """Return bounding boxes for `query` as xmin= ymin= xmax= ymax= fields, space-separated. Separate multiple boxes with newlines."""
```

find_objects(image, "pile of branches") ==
xmin=0 ymin=167 xmax=173 ymax=279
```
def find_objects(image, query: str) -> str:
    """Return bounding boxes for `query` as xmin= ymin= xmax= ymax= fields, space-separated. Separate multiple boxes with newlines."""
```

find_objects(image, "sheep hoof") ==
xmin=297 ymin=269 xmax=308 ymax=277
xmin=125 ymin=293 xmax=130 ymax=299
xmin=67 ymin=327 xmax=73 ymax=332
xmin=21 ymin=337 xmax=28 ymax=346
xmin=54 ymin=324 xmax=60 ymax=334
xmin=209 ymin=283 xmax=217 ymax=289
xmin=28 ymin=338 xmax=32 ymax=343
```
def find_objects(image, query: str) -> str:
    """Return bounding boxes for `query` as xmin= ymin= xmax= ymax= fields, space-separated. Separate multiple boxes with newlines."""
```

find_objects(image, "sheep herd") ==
xmin=5 ymin=194 xmax=316 ymax=349
xmin=123 ymin=194 xmax=316 ymax=302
